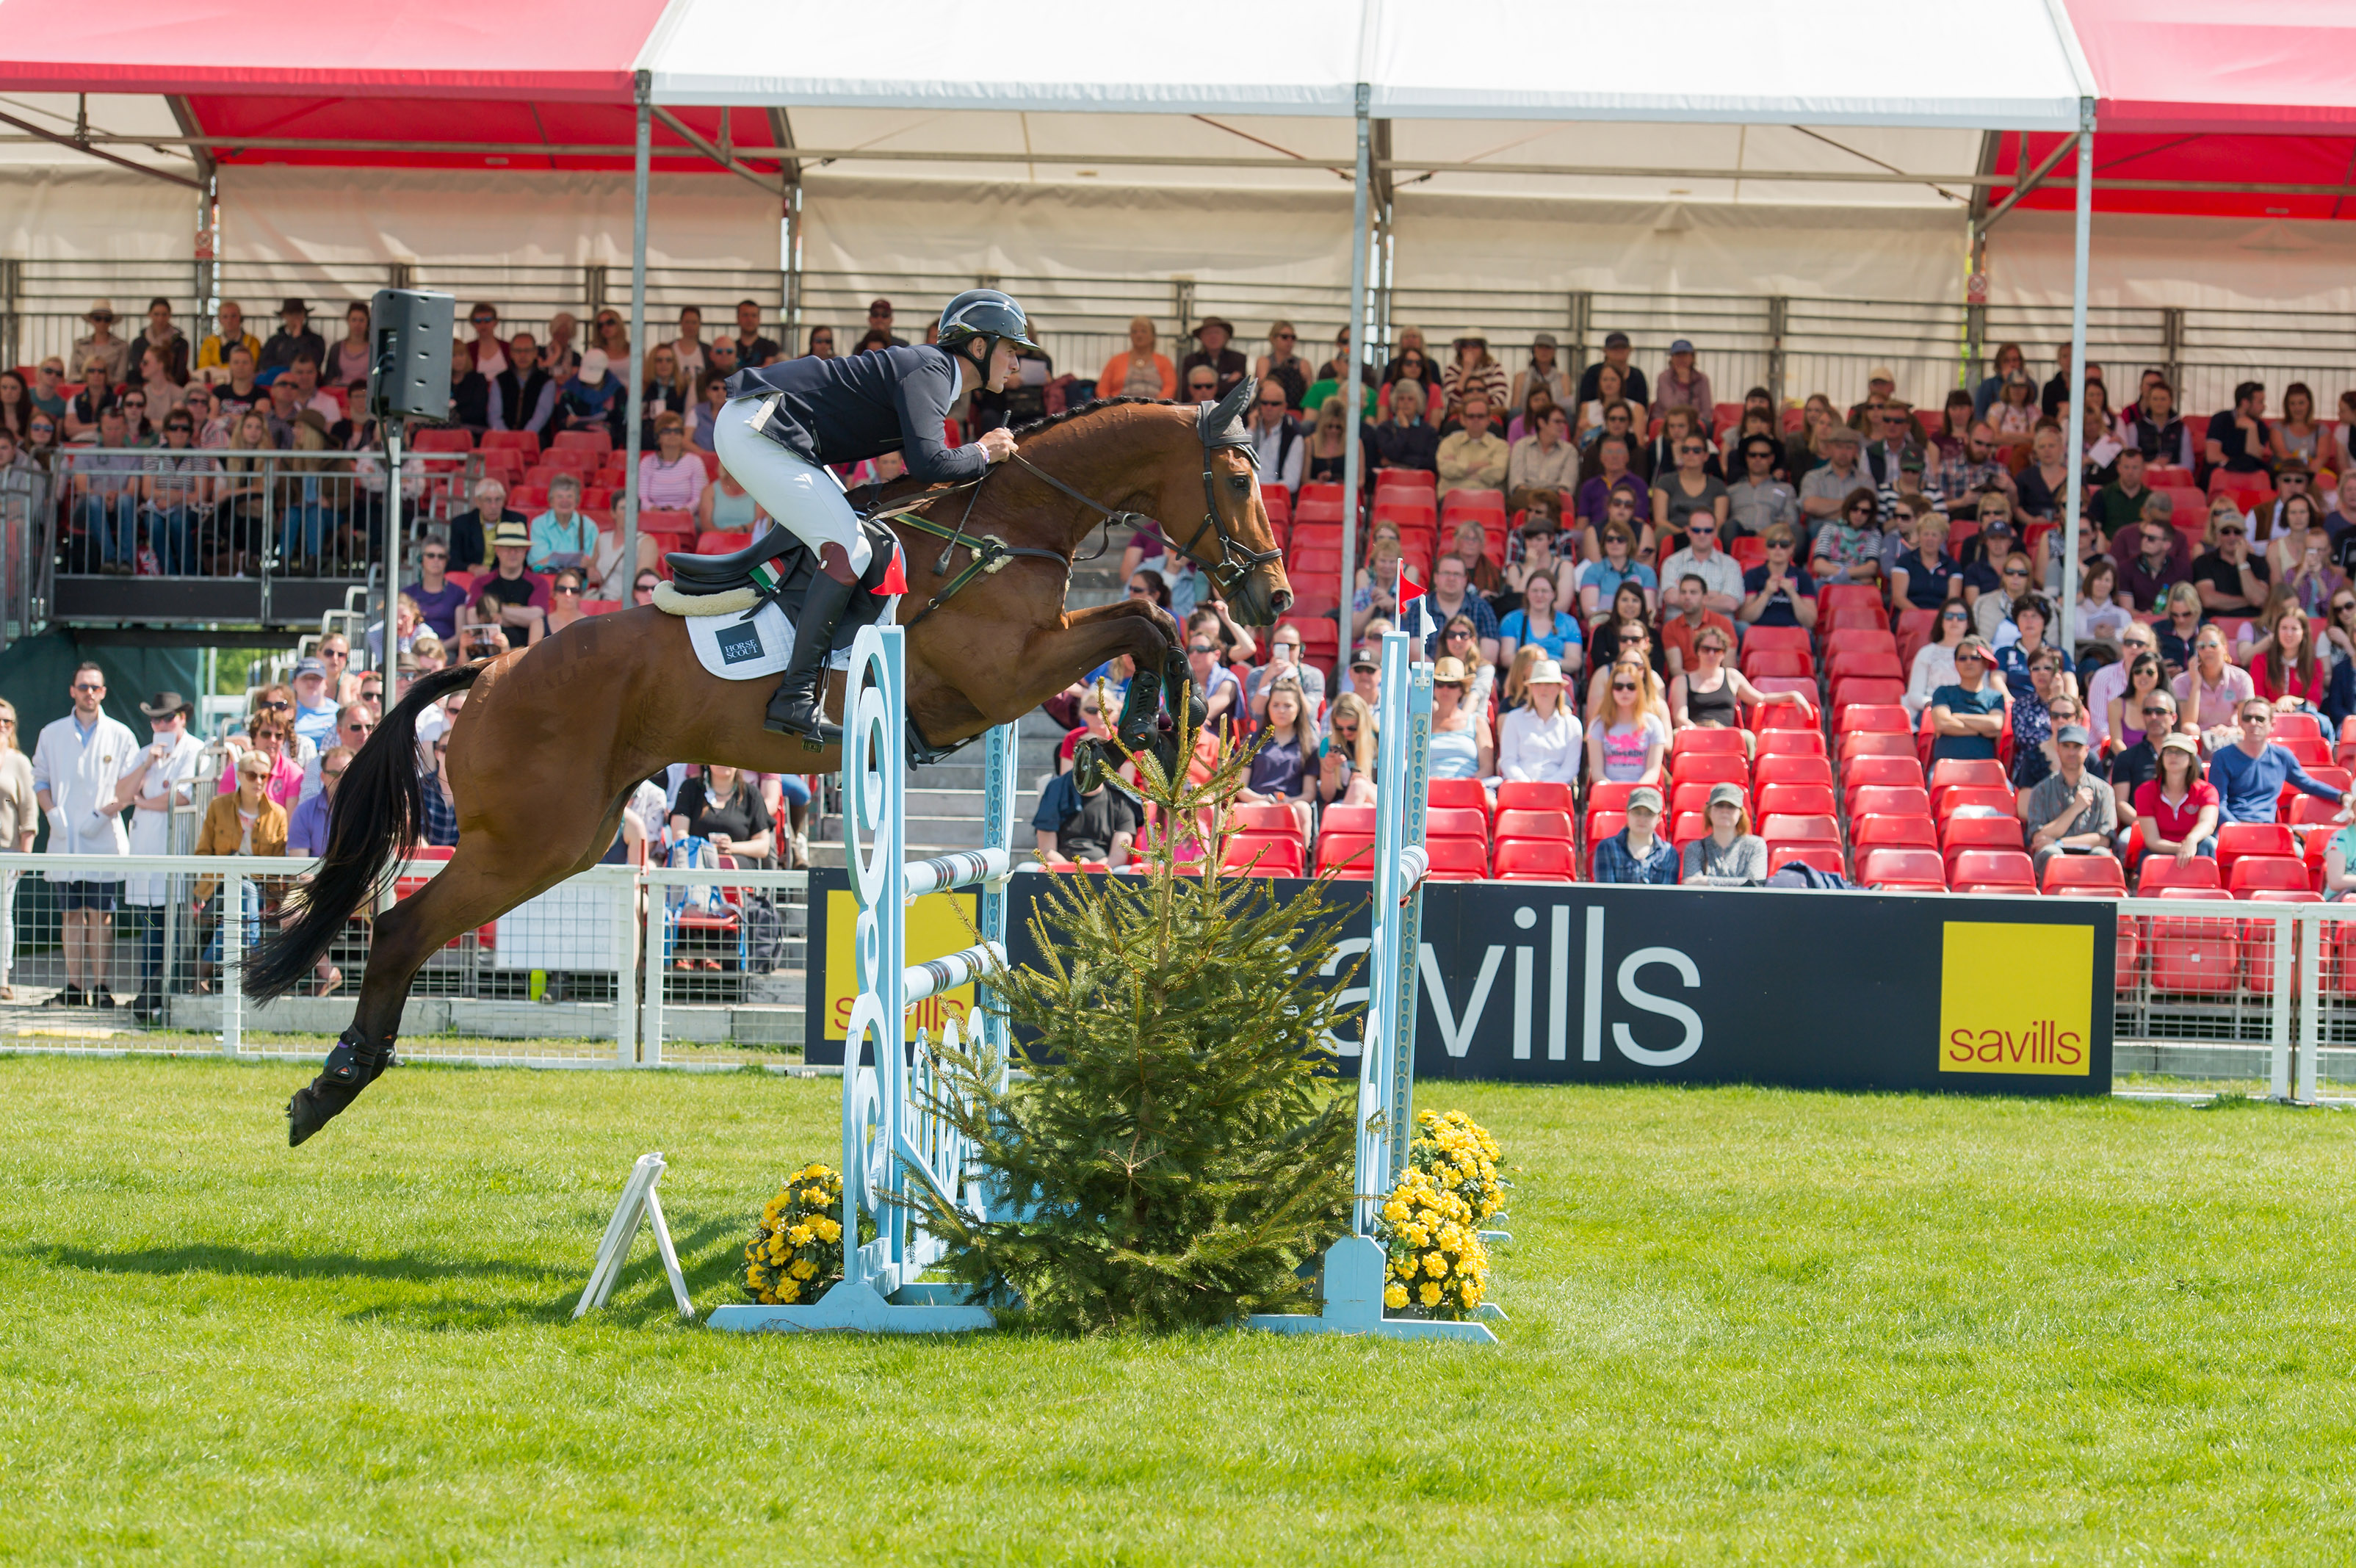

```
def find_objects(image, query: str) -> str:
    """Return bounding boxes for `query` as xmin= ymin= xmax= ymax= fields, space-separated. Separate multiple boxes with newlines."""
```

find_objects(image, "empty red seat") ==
xmin=694 ymin=531 xmax=752 ymax=555
xmin=1495 ymin=781 xmax=1572 ymax=814
xmin=1427 ymin=778 xmax=1492 ymax=820
xmin=1760 ymin=813 xmax=1840 ymax=846
xmin=1937 ymin=787 xmax=2017 ymax=823
xmin=1320 ymin=803 xmax=1374 ymax=837
xmin=2040 ymin=854 xmax=2127 ymax=895
xmin=411 ymin=427 xmax=473 ymax=452
xmin=1743 ymin=648 xmax=1813 ymax=681
xmin=1827 ymin=649 xmax=1904 ymax=682
xmin=1766 ymin=843 xmax=1846 ymax=876
xmin=1840 ymin=731 xmax=1918 ymax=763
xmin=1494 ymin=809 xmax=1572 ymax=843
xmin=1949 ymin=849 xmax=2037 ymax=893
xmin=2136 ymin=855 xmax=2220 ymax=894
xmin=1754 ymin=754 xmax=1832 ymax=788
xmin=1756 ymin=782 xmax=1836 ymax=818
xmin=1495 ymin=838 xmax=1574 ymax=881
xmin=1942 ymin=814 xmax=2025 ymax=860
xmin=1929 ymin=757 xmax=2011 ymax=793
xmin=1671 ymin=727 xmax=1748 ymax=760
xmin=1423 ymin=837 xmax=1489 ymax=881
xmin=1222 ymin=834 xmax=1304 ymax=877
xmin=1841 ymin=754 xmax=1923 ymax=791
xmin=1755 ymin=727 xmax=1827 ymax=760
xmin=2146 ymin=912 xmax=2241 ymax=994
xmin=2216 ymin=823 xmax=2297 ymax=881
xmin=1851 ymin=814 xmax=1938 ymax=850
xmin=1819 ymin=582 xmax=1880 ymax=617
xmin=1831 ymin=678 xmax=1907 ymax=712
xmin=2228 ymin=856 xmax=2311 ymax=895
xmin=1672 ymin=753 xmax=1749 ymax=789
xmin=1858 ymin=847 xmax=1946 ymax=891
xmin=1229 ymin=803 xmax=1303 ymax=839
xmin=1838 ymin=704 xmax=1910 ymax=736
xmin=1849 ymin=784 xmax=1932 ymax=820
xmin=1315 ymin=833 xmax=1374 ymax=878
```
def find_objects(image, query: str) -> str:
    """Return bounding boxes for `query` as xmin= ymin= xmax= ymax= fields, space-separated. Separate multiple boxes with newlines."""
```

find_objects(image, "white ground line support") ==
xmin=708 ymin=624 xmax=1017 ymax=1334
xmin=1252 ymin=629 xmax=1496 ymax=1345
xmin=574 ymin=1152 xmax=693 ymax=1320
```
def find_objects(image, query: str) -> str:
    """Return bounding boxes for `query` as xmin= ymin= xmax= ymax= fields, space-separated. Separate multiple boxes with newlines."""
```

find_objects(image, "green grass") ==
xmin=4 ymin=1056 xmax=2354 ymax=1564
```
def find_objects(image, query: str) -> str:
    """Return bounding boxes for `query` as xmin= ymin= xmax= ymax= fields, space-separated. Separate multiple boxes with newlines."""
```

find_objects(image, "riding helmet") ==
xmin=936 ymin=289 xmax=1041 ymax=353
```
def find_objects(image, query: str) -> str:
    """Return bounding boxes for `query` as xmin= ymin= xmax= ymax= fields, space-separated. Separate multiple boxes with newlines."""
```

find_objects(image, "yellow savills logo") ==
xmin=1938 ymin=921 xmax=2093 ymax=1075
xmin=823 ymin=888 xmax=979 ymax=1044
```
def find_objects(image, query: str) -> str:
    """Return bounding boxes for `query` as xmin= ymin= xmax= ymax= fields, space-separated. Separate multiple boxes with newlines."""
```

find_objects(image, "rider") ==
xmin=712 ymin=288 xmax=1037 ymax=740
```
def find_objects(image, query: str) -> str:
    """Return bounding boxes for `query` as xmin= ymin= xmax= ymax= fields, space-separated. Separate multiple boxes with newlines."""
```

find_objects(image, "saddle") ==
xmin=659 ymin=516 xmax=903 ymax=654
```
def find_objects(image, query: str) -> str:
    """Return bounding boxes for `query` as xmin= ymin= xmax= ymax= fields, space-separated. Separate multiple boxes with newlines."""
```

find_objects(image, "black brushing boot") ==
xmin=286 ymin=1027 xmax=394 ymax=1146
xmin=764 ymin=568 xmax=861 ymax=745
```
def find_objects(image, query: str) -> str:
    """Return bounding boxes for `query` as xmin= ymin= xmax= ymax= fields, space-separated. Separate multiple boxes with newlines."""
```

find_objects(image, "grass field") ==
xmin=4 ymin=1055 xmax=2353 ymax=1565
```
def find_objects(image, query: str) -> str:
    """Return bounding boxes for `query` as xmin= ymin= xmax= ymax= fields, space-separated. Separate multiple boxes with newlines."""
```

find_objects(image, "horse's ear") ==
xmin=1202 ymin=376 xmax=1253 ymax=444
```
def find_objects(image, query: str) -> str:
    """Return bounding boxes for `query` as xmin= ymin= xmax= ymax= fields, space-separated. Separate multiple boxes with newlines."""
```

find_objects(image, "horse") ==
xmin=253 ymin=381 xmax=1293 ymax=1144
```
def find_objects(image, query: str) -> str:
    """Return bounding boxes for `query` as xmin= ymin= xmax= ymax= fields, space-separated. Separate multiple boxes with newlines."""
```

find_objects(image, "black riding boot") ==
xmin=765 ymin=568 xmax=861 ymax=743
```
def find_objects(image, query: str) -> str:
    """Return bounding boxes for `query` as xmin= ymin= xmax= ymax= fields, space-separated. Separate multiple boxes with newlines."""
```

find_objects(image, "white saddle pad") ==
xmin=684 ymin=597 xmax=901 ymax=681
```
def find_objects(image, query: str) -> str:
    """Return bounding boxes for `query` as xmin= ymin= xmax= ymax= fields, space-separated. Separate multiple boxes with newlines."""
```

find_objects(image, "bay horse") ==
xmin=255 ymin=383 xmax=1291 ymax=1144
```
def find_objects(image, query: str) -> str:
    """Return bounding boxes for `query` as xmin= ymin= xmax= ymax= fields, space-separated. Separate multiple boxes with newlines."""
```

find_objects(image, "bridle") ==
xmin=890 ymin=380 xmax=1282 ymax=624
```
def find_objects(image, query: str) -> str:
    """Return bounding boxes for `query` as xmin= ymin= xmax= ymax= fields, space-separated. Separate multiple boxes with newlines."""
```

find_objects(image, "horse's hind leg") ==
xmin=286 ymin=833 xmax=593 ymax=1145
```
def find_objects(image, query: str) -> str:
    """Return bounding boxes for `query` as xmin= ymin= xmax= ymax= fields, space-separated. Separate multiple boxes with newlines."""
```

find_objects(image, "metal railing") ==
xmin=20 ymin=258 xmax=2356 ymax=433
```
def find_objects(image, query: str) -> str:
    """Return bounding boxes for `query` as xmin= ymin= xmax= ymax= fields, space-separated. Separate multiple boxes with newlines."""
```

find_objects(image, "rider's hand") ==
xmin=978 ymin=427 xmax=1017 ymax=463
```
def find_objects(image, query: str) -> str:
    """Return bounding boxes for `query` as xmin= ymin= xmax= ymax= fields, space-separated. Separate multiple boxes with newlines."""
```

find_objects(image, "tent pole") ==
xmin=1339 ymin=84 xmax=1371 ymax=645
xmin=623 ymin=73 xmax=650 ymax=603
xmin=2059 ymin=109 xmax=2092 ymax=652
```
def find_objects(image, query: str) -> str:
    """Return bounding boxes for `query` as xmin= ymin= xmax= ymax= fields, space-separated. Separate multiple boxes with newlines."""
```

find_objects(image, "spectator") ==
xmin=1180 ymin=317 xmax=1246 ymax=397
xmin=2010 ymin=420 xmax=2072 ymax=524
xmin=447 ymin=477 xmax=524 ymax=574
xmin=1369 ymin=378 xmax=1439 ymax=474
xmin=2122 ymin=377 xmax=2193 ymax=469
xmin=1682 ymin=781 xmax=1768 ymax=886
xmin=528 ymin=473 xmax=597 ymax=574
xmin=1658 ymin=566 xmax=1741 ymax=682
xmin=1236 ymin=679 xmax=1318 ymax=843
xmin=1586 ymin=657 xmax=1669 ymax=784
xmin=1650 ymin=339 xmax=1712 ymax=423
xmin=1671 ymin=624 xmax=1813 ymax=742
xmin=1993 ymin=595 xmax=2074 ymax=686
xmin=2205 ymin=381 xmax=2273 ymax=475
xmin=73 ymin=409 xmax=142 ymax=573
xmin=1640 ymin=406 xmax=1709 ymax=491
xmin=181 ymin=384 xmax=228 ymax=448
xmin=640 ymin=344 xmax=690 ymax=423
xmin=2209 ymin=698 xmax=2349 ymax=824
xmin=1497 ymin=657 xmax=1580 ymax=784
xmin=1739 ymin=525 xmax=1816 ymax=630
xmin=1592 ymin=784 xmax=1677 ymax=885
xmin=1240 ymin=624 xmax=1323 ymax=723
xmin=1847 ymin=366 xmax=1901 ymax=430
xmin=137 ymin=408 xmax=210 ymax=574
xmin=556 ymin=348 xmax=627 ymax=444
xmin=858 ymin=298 xmax=906 ymax=351
xmin=1421 ymin=557 xmax=1499 ymax=662
xmin=1301 ymin=395 xmax=1354 ymax=487
xmin=1316 ymin=692 xmax=1378 ymax=808
xmin=133 ymin=343 xmax=183 ymax=424
xmin=1988 ymin=371 xmax=2039 ymax=450
xmin=2006 ymin=649 xmax=2070 ymax=790
xmin=460 ymin=302 xmax=510 ymax=380
xmin=2175 ymin=625 xmax=2256 ymax=744
xmin=0 ymin=699 xmax=32 ymax=1002
xmin=1507 ymin=405 xmax=1577 ymax=502
xmin=34 ymin=663 xmax=137 ymax=1007
xmin=1928 ymin=637 xmax=2006 ymax=764
xmin=1798 ymin=424 xmax=1868 ymax=525
xmin=330 ymin=302 xmax=373 ymax=389
xmin=259 ymin=298 xmax=326 ymax=378
xmin=406 ymin=540 xmax=467 ymax=642
xmin=1652 ymin=428 xmax=1730 ymax=552
xmin=1511 ymin=332 xmax=1571 ymax=411
xmin=1961 ymin=521 xmax=2024 ymax=639
xmin=2117 ymin=504 xmax=2190 ymax=610
xmin=2190 ymin=507 xmax=2269 ymax=618
xmin=214 ymin=344 xmax=266 ymax=422
xmin=1887 ymin=510 xmax=1961 ymax=611
xmin=29 ymin=358 xmax=68 ymax=420
xmin=2266 ymin=493 xmax=2330 ymax=596
xmin=1182 ymin=365 xmax=1218 ymax=403
xmin=0 ymin=369 xmax=31 ymax=442
xmin=192 ymin=748 xmax=291 ymax=992
xmin=2036 ymin=347 xmax=2091 ymax=420
xmin=2109 ymin=688 xmax=2175 ymax=845
xmin=1497 ymin=567 xmax=1580 ymax=673
xmin=1809 ymin=486 xmax=1884 ymax=588
xmin=2019 ymin=725 xmax=2117 ymax=877
xmin=1081 ymin=315 xmax=1176 ymax=402
xmin=107 ymin=691 xmax=204 ymax=1019
xmin=445 ymin=342 xmax=491 ymax=432
xmin=62 ymin=357 xmax=117 ymax=443
xmin=1030 ymin=750 xmax=1141 ymax=868
xmin=1932 ymin=422 xmax=2020 ymax=524
xmin=2131 ymin=731 xmax=2219 ymax=866
xmin=491 ymin=333 xmax=556 ymax=435
xmin=2251 ymin=464 xmax=2316 ymax=556
xmin=1575 ymin=330 xmax=1649 ymax=411
xmin=2092 ymin=447 xmax=2156 ymax=543
xmin=666 ymin=306 xmax=708 ymax=384
xmin=420 ymin=733 xmax=460 ymax=847
xmin=2272 ymin=382 xmax=2338 ymax=474
xmin=289 ymin=743 xmax=352 ymax=859
xmin=2148 ymin=582 xmax=2202 ymax=676
xmin=134 ymin=296 xmax=189 ymax=386
xmin=1436 ymin=394 xmax=1507 ymax=497
xmin=1251 ymin=322 xmax=1311 ymax=410
xmin=2249 ymin=597 xmax=2327 ymax=712
xmin=71 ymin=300 xmax=131 ymax=386
xmin=1905 ymin=604 xmax=1979 ymax=720
xmin=1573 ymin=438 xmax=1651 ymax=533
xmin=1572 ymin=365 xmax=1632 ymax=448
xmin=1178 ymin=635 xmax=1240 ymax=740
xmin=225 ymin=711 xmax=306 ymax=809
xmin=1240 ymin=378 xmax=1304 ymax=494
xmin=1863 ymin=402 xmax=1924 ymax=491
xmin=1579 ymin=519 xmax=1656 ymax=624
xmin=1438 ymin=332 xmax=1508 ymax=425
xmin=668 ymin=764 xmax=774 ymax=867
xmin=2100 ymin=646 xmax=2169 ymax=754
xmin=1500 ymin=513 xmax=1565 ymax=600
xmin=1726 ymin=436 xmax=1798 ymax=539
xmin=704 ymin=337 xmax=740 ymax=385
xmin=1427 ymin=657 xmax=1494 ymax=781
xmin=289 ymin=657 xmax=339 ymax=754
xmin=726 ymin=300 xmax=780 ymax=369
xmin=462 ymin=522 xmax=550 ymax=653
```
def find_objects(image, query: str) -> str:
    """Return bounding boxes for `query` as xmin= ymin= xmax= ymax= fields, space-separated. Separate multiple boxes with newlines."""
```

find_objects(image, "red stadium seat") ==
xmin=1423 ymin=837 xmax=1490 ymax=881
xmin=1760 ymin=813 xmax=1840 ymax=846
xmin=1838 ymin=704 xmax=1911 ymax=736
xmin=1428 ymin=778 xmax=1492 ymax=820
xmin=2136 ymin=855 xmax=2220 ymax=894
xmin=1849 ymin=784 xmax=1932 ymax=820
xmin=1320 ymin=803 xmax=1375 ymax=837
xmin=1767 ymin=843 xmax=1846 ymax=876
xmin=1580 ymin=813 xmax=1626 ymax=875
xmin=1495 ymin=781 xmax=1572 ymax=815
xmin=1936 ymin=787 xmax=2017 ymax=823
xmin=2146 ymin=911 xmax=2241 ymax=994
xmin=1670 ymin=812 xmax=1712 ymax=848
xmin=1669 ymin=752 xmax=1748 ymax=789
xmin=1744 ymin=649 xmax=1813 ymax=681
xmin=2040 ymin=855 xmax=2127 ymax=895
xmin=1494 ymin=809 xmax=1572 ymax=843
xmin=1831 ymin=678 xmax=1907 ymax=712
xmin=1315 ymin=833 xmax=1374 ymax=878
xmin=1425 ymin=807 xmax=1490 ymax=843
xmin=1824 ymin=627 xmax=1898 ymax=661
xmin=1819 ymin=583 xmax=1880 ymax=618
xmin=2228 ymin=856 xmax=2311 ymax=895
xmin=1857 ymin=847 xmax=1947 ymax=892
xmin=694 ymin=531 xmax=752 ymax=555
xmin=1222 ymin=834 xmax=1305 ymax=877
xmin=1495 ymin=838 xmax=1575 ymax=881
xmin=1839 ymin=731 xmax=1918 ymax=763
xmin=2216 ymin=823 xmax=2297 ymax=883
xmin=1756 ymin=782 xmax=1836 ymax=819
xmin=1670 ymin=727 xmax=1748 ymax=761
xmin=1851 ymin=814 xmax=1938 ymax=850
xmin=1755 ymin=727 xmax=1827 ymax=760
xmin=1753 ymin=754 xmax=1832 ymax=789
xmin=1229 ymin=803 xmax=1304 ymax=839
xmin=1842 ymin=754 xmax=1924 ymax=792
xmin=1949 ymin=849 xmax=2038 ymax=894
xmin=1941 ymin=814 xmax=2025 ymax=862
xmin=411 ymin=427 xmax=473 ymax=452
xmin=1671 ymin=781 xmax=1739 ymax=819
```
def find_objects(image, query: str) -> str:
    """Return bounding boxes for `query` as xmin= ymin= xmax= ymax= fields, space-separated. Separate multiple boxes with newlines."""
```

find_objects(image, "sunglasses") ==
xmin=422 ymin=550 xmax=448 ymax=560
xmin=1611 ymin=682 xmax=1638 ymax=693
xmin=257 ymin=698 xmax=290 ymax=709
xmin=2219 ymin=526 xmax=2245 ymax=535
xmin=554 ymin=584 xmax=582 ymax=596
xmin=635 ymin=582 xmax=658 ymax=593
xmin=1188 ymin=646 xmax=1216 ymax=656
xmin=1257 ymin=398 xmax=1287 ymax=408
xmin=72 ymin=683 xmax=103 ymax=693
xmin=1942 ymin=610 xmax=1969 ymax=621
xmin=1688 ymin=524 xmax=1716 ymax=534
xmin=165 ymin=423 xmax=192 ymax=433
xmin=1127 ymin=585 xmax=1152 ymax=597
xmin=1955 ymin=653 xmax=1984 ymax=665
xmin=2001 ymin=567 xmax=2028 ymax=578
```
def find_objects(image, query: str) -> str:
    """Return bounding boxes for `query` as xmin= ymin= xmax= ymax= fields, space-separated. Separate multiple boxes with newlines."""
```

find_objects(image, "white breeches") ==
xmin=714 ymin=398 xmax=873 ymax=574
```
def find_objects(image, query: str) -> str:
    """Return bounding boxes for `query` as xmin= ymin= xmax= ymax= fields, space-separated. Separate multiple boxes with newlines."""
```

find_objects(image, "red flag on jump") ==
xmin=1395 ymin=563 xmax=1425 ymax=637
xmin=872 ymin=542 xmax=908 ymax=596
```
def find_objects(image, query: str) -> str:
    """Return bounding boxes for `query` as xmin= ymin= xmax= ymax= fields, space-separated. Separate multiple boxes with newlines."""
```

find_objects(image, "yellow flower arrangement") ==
xmin=1369 ymin=1163 xmax=1490 ymax=1321
xmin=1408 ymin=1109 xmax=1508 ymax=1225
xmin=742 ymin=1162 xmax=849 ymax=1307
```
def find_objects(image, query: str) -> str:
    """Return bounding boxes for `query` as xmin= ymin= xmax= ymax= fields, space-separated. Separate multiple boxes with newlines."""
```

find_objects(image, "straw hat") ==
xmin=1525 ymin=657 xmax=1564 ymax=686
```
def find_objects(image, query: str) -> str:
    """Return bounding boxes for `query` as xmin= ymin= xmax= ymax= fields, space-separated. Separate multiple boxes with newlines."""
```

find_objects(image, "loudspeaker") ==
xmin=368 ymin=289 xmax=455 ymax=422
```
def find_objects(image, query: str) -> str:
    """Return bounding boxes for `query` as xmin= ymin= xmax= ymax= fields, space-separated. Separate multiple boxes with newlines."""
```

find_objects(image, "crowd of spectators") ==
xmin=1032 ymin=328 xmax=2356 ymax=900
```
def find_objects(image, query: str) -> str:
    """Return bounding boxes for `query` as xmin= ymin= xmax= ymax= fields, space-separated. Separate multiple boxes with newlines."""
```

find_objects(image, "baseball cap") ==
xmin=1706 ymin=781 xmax=1744 ymax=809
xmin=1668 ymin=337 xmax=1694 ymax=355
xmin=1350 ymin=646 xmax=1379 ymax=671
xmin=1626 ymin=786 xmax=1663 ymax=815
xmin=292 ymin=657 xmax=327 ymax=680
xmin=1531 ymin=331 xmax=1558 ymax=350
xmin=1604 ymin=330 xmax=1631 ymax=349
xmin=2055 ymin=723 xmax=2092 ymax=747
xmin=2160 ymin=732 xmax=2200 ymax=758
xmin=1826 ymin=425 xmax=1862 ymax=445
xmin=1868 ymin=364 xmax=1896 ymax=383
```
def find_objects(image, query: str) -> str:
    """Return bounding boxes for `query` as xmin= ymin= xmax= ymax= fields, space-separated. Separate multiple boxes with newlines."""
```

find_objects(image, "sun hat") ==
xmin=492 ymin=521 xmax=530 ymax=547
xmin=1526 ymin=657 xmax=1564 ymax=686
xmin=1432 ymin=656 xmax=1471 ymax=685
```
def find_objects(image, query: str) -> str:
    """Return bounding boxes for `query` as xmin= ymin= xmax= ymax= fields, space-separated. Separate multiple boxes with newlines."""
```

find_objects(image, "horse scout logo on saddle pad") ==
xmin=664 ymin=543 xmax=908 ymax=682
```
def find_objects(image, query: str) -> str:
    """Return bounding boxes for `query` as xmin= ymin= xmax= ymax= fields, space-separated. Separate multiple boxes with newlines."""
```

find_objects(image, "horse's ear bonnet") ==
xmin=1198 ymin=376 xmax=1257 ymax=466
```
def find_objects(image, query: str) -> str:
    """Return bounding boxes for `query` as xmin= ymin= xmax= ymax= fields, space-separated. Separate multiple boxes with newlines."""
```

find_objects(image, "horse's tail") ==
xmin=245 ymin=662 xmax=485 ymax=1002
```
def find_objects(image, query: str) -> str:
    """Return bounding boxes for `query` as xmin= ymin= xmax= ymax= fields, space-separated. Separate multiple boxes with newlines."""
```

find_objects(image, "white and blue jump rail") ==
xmin=707 ymin=623 xmax=1016 ymax=1333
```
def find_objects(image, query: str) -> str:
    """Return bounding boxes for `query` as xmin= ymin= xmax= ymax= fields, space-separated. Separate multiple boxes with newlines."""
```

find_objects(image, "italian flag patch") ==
xmin=748 ymin=558 xmax=784 ymax=594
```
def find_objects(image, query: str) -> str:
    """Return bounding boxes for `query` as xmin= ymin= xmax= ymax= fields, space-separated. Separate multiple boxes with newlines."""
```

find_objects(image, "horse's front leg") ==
xmin=1044 ymin=601 xmax=1183 ymax=747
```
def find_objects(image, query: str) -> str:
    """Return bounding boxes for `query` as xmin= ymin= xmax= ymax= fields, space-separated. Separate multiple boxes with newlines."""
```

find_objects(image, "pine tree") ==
xmin=908 ymin=711 xmax=1358 ymax=1334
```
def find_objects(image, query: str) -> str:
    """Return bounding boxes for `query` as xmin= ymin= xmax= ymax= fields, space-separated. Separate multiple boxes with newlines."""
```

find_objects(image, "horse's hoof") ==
xmin=286 ymin=1080 xmax=357 ymax=1146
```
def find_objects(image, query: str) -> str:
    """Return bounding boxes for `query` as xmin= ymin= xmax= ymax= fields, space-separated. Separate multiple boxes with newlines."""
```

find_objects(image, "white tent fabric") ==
xmin=644 ymin=0 xmax=2086 ymax=130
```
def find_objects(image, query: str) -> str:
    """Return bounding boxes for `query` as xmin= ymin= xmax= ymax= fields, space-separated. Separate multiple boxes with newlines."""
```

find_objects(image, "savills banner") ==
xmin=805 ymin=872 xmax=2113 ymax=1095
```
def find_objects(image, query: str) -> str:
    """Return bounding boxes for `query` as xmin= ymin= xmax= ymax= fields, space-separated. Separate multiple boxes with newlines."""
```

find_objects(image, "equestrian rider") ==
xmin=713 ymin=288 xmax=1038 ymax=740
